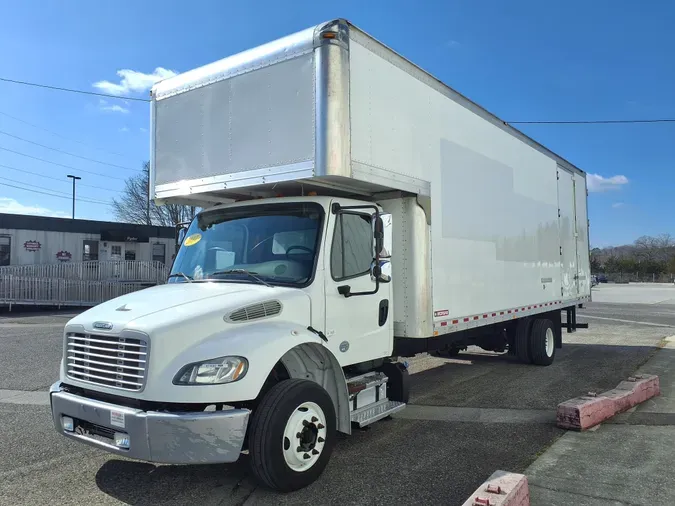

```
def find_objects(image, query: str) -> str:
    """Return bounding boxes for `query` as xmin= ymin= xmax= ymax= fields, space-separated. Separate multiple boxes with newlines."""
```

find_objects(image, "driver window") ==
xmin=331 ymin=213 xmax=373 ymax=280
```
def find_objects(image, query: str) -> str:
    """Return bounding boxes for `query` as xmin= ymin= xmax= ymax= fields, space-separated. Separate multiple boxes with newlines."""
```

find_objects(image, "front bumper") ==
xmin=49 ymin=382 xmax=250 ymax=464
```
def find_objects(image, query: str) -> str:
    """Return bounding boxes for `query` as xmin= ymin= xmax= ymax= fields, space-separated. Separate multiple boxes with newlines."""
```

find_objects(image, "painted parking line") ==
xmin=581 ymin=314 xmax=674 ymax=327
xmin=0 ymin=389 xmax=49 ymax=405
xmin=395 ymin=404 xmax=556 ymax=424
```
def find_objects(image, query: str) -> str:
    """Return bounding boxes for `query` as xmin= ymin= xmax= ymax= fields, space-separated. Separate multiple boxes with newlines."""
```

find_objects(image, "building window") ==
xmin=83 ymin=240 xmax=99 ymax=261
xmin=125 ymin=250 xmax=136 ymax=261
xmin=152 ymin=243 xmax=166 ymax=264
xmin=330 ymin=213 xmax=373 ymax=280
xmin=0 ymin=236 xmax=10 ymax=266
xmin=111 ymin=245 xmax=122 ymax=257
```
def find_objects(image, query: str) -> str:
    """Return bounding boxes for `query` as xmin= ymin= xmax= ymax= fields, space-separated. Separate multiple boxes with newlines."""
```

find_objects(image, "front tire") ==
xmin=248 ymin=379 xmax=336 ymax=492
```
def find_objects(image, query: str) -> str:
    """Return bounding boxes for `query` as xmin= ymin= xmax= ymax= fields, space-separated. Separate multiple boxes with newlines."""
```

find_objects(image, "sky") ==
xmin=0 ymin=0 xmax=673 ymax=247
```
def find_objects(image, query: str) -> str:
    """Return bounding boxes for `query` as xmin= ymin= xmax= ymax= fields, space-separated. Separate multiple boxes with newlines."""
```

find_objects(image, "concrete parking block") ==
xmin=460 ymin=470 xmax=529 ymax=506
xmin=557 ymin=374 xmax=660 ymax=430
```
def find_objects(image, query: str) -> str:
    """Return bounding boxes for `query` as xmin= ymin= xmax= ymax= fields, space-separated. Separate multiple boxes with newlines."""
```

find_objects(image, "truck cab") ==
xmin=50 ymin=195 xmax=402 ymax=491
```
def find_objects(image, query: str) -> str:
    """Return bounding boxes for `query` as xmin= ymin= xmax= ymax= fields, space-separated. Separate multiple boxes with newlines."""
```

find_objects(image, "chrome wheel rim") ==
xmin=282 ymin=401 xmax=327 ymax=472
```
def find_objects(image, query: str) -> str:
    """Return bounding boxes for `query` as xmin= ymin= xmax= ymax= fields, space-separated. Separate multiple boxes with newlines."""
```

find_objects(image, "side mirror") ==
xmin=374 ymin=216 xmax=384 ymax=255
xmin=175 ymin=222 xmax=190 ymax=253
xmin=374 ymin=213 xmax=392 ymax=258
xmin=371 ymin=260 xmax=391 ymax=284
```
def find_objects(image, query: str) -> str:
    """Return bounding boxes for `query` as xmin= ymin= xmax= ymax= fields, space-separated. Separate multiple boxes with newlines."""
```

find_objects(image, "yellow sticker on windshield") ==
xmin=183 ymin=233 xmax=202 ymax=246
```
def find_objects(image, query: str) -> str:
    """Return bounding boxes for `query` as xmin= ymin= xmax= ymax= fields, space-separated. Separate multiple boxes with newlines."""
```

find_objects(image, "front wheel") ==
xmin=248 ymin=379 xmax=336 ymax=491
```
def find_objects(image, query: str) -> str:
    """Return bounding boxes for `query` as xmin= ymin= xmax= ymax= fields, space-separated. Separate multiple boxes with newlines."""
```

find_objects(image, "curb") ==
xmin=557 ymin=374 xmax=660 ymax=431
xmin=460 ymin=470 xmax=529 ymax=506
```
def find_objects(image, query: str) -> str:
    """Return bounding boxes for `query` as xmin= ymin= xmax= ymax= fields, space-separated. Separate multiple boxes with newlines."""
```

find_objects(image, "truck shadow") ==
xmin=95 ymin=457 xmax=255 ymax=505
xmin=408 ymin=342 xmax=665 ymax=410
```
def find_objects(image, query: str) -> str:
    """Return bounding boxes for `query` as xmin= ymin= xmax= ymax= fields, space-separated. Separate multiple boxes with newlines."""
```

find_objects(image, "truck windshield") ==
xmin=169 ymin=202 xmax=324 ymax=287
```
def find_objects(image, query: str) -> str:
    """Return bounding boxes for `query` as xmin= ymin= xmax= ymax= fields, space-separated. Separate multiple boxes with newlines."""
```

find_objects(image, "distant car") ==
xmin=596 ymin=274 xmax=608 ymax=283
xmin=591 ymin=275 xmax=598 ymax=287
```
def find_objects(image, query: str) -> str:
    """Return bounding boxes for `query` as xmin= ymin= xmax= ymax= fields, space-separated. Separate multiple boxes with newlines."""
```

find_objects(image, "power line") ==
xmin=3 ymin=76 xmax=675 ymax=125
xmin=507 ymin=119 xmax=675 ymax=125
xmin=0 ymin=77 xmax=150 ymax=102
xmin=0 ymin=130 xmax=141 ymax=172
xmin=0 ymin=146 xmax=126 ymax=181
xmin=0 ymin=162 xmax=123 ymax=193
xmin=0 ymin=176 xmax=110 ymax=204
xmin=0 ymin=181 xmax=112 ymax=206
xmin=0 ymin=110 xmax=133 ymax=159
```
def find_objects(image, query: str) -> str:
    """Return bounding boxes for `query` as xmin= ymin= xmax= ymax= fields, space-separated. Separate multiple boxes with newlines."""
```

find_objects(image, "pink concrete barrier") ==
xmin=557 ymin=374 xmax=660 ymax=431
xmin=461 ymin=470 xmax=529 ymax=506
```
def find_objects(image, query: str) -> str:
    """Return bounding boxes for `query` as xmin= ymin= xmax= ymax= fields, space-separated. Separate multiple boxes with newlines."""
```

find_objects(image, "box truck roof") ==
xmin=151 ymin=19 xmax=584 ymax=205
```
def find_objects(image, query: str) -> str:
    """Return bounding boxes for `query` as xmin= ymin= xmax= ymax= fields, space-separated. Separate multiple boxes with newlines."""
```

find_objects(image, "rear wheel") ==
xmin=512 ymin=318 xmax=532 ymax=363
xmin=248 ymin=379 xmax=336 ymax=491
xmin=529 ymin=318 xmax=556 ymax=366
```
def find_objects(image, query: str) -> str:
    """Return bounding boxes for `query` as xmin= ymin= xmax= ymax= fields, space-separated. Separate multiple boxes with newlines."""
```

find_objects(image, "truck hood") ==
xmin=68 ymin=282 xmax=301 ymax=333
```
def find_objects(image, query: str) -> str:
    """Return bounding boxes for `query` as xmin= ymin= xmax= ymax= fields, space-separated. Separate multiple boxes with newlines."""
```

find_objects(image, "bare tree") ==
xmin=112 ymin=162 xmax=197 ymax=227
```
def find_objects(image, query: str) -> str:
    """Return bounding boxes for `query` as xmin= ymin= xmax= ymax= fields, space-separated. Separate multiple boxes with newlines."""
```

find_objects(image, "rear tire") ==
xmin=248 ymin=379 xmax=336 ymax=492
xmin=529 ymin=318 xmax=556 ymax=366
xmin=512 ymin=318 xmax=532 ymax=363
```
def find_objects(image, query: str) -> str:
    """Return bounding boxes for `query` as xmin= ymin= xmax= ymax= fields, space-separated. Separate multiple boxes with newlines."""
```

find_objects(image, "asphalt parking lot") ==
xmin=1 ymin=284 xmax=674 ymax=505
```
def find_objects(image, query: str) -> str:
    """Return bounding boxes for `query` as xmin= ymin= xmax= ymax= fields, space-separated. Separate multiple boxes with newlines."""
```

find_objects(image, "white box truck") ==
xmin=50 ymin=19 xmax=591 ymax=491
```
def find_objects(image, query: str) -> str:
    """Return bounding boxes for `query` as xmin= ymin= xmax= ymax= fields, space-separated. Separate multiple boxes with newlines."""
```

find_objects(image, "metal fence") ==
xmin=0 ymin=275 xmax=156 ymax=308
xmin=0 ymin=260 xmax=169 ymax=284
xmin=599 ymin=272 xmax=675 ymax=284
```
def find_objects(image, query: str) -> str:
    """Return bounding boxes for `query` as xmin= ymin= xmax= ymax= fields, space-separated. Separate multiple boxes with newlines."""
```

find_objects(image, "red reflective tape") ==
xmin=522 ymin=308 xmax=526 ymax=311
xmin=464 ymin=318 xmax=470 ymax=322
xmin=492 ymin=313 xmax=496 ymax=317
xmin=500 ymin=311 xmax=505 ymax=315
xmin=452 ymin=319 xmax=459 ymax=324
xmin=473 ymin=316 xmax=479 ymax=320
xmin=528 ymin=306 xmax=531 ymax=310
xmin=515 ymin=309 xmax=519 ymax=312
xmin=440 ymin=321 xmax=447 ymax=326
xmin=483 ymin=314 xmax=488 ymax=318
xmin=507 ymin=310 xmax=512 ymax=314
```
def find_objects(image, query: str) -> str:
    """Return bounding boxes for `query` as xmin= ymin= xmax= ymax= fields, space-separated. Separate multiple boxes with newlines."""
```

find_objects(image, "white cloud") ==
xmin=139 ymin=127 xmax=148 ymax=133
xmin=587 ymin=173 xmax=629 ymax=192
xmin=446 ymin=40 xmax=461 ymax=48
xmin=0 ymin=197 xmax=69 ymax=218
xmin=93 ymin=67 xmax=178 ymax=96
xmin=119 ymin=126 xmax=129 ymax=133
xmin=612 ymin=202 xmax=624 ymax=208
xmin=97 ymin=99 xmax=129 ymax=114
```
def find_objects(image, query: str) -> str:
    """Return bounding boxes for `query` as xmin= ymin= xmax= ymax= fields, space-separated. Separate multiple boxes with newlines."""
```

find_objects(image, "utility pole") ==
xmin=66 ymin=174 xmax=81 ymax=219
xmin=147 ymin=179 xmax=151 ymax=225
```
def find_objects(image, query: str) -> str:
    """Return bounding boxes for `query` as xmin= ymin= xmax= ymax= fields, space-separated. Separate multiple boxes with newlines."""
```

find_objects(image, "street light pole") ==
xmin=66 ymin=175 xmax=81 ymax=219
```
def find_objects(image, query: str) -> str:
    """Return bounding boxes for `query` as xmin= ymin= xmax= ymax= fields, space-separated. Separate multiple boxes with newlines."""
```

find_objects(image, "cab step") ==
xmin=346 ymin=371 xmax=406 ymax=427
xmin=351 ymin=400 xmax=406 ymax=427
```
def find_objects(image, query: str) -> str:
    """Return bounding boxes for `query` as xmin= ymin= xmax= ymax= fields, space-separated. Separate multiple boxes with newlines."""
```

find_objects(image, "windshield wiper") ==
xmin=210 ymin=269 xmax=272 ymax=288
xmin=167 ymin=272 xmax=193 ymax=283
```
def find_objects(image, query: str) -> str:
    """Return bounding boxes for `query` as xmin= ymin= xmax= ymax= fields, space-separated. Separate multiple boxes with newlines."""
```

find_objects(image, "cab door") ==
xmin=323 ymin=200 xmax=393 ymax=366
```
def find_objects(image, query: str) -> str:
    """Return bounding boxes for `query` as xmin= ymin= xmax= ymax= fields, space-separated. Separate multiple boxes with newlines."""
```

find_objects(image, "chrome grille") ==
xmin=226 ymin=300 xmax=282 ymax=322
xmin=66 ymin=333 xmax=148 ymax=391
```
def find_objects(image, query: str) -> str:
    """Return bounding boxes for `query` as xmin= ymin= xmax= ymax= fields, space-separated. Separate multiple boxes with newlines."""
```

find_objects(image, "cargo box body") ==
xmin=151 ymin=19 xmax=591 ymax=340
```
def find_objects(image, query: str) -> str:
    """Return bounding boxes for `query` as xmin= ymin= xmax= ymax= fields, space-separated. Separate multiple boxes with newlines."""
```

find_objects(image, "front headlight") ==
xmin=173 ymin=356 xmax=248 ymax=385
